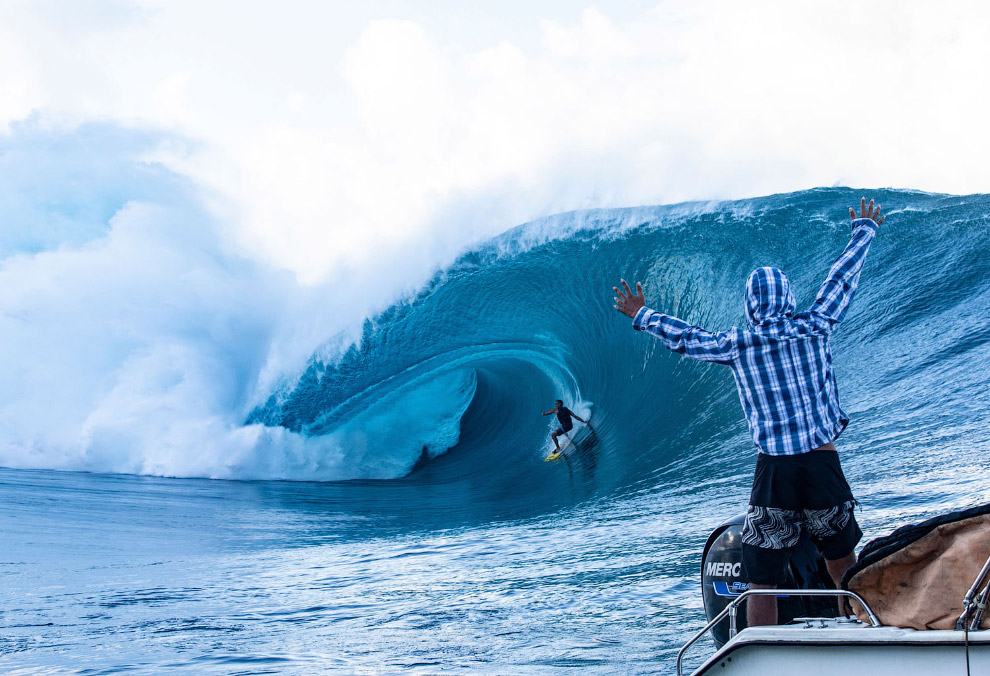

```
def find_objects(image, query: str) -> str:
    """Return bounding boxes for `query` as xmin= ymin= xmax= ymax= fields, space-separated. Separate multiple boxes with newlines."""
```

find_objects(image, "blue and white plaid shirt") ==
xmin=632 ymin=218 xmax=879 ymax=456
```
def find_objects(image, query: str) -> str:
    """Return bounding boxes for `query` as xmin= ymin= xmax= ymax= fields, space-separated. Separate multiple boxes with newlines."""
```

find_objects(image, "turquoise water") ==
xmin=2 ymin=188 xmax=990 ymax=674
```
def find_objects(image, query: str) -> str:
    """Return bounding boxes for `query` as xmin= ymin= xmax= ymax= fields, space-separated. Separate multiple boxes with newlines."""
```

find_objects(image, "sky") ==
xmin=2 ymin=0 xmax=988 ymax=283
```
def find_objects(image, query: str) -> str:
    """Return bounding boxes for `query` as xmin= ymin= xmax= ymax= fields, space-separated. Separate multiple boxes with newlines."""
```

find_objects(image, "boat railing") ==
xmin=675 ymin=588 xmax=881 ymax=676
xmin=957 ymin=555 xmax=990 ymax=631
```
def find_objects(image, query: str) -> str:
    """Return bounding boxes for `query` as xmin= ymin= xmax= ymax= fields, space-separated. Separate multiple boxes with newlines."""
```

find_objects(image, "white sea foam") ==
xmin=0 ymin=123 xmax=561 ymax=480
xmin=0 ymin=189 xmax=475 ymax=480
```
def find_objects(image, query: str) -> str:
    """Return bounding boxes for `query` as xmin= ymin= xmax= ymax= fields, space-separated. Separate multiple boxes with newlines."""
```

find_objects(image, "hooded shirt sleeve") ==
xmin=632 ymin=307 xmax=738 ymax=365
xmin=809 ymin=218 xmax=878 ymax=326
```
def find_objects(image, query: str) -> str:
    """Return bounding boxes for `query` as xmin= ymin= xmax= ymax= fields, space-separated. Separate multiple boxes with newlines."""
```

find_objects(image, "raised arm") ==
xmin=613 ymin=279 xmax=737 ymax=365
xmin=809 ymin=198 xmax=884 ymax=327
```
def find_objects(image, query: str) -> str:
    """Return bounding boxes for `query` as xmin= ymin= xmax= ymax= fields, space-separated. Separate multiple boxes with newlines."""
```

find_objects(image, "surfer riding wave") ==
xmin=542 ymin=399 xmax=587 ymax=452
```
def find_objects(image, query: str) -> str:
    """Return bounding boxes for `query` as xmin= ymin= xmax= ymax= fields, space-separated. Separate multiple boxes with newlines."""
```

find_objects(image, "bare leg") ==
xmin=551 ymin=432 xmax=560 ymax=451
xmin=826 ymin=552 xmax=858 ymax=615
xmin=747 ymin=583 xmax=778 ymax=627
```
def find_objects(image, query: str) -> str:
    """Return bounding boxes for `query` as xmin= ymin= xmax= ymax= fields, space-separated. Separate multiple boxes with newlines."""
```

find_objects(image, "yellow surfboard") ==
xmin=545 ymin=439 xmax=571 ymax=461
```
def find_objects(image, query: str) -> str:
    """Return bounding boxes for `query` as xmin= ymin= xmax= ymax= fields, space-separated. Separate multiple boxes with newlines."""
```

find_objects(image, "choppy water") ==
xmin=3 ymin=188 xmax=990 ymax=674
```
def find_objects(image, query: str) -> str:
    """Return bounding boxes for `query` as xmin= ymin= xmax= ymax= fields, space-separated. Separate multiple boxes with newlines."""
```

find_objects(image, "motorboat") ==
xmin=678 ymin=505 xmax=990 ymax=675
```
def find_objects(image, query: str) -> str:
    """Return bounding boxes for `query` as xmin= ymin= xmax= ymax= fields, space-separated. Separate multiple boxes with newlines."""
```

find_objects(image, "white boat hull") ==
xmin=692 ymin=623 xmax=990 ymax=675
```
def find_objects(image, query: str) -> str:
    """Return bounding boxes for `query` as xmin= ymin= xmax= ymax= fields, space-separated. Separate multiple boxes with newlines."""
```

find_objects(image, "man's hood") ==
xmin=745 ymin=266 xmax=796 ymax=327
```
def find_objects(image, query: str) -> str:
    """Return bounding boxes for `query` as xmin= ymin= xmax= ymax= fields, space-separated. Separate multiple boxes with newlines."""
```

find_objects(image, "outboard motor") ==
xmin=701 ymin=513 xmax=839 ymax=647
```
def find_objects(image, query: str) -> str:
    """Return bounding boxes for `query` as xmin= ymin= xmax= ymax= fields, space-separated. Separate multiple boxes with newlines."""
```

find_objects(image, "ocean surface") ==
xmin=2 ymin=188 xmax=989 ymax=674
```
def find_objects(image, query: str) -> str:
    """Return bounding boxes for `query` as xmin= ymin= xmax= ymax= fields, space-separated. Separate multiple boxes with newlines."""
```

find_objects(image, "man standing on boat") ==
xmin=612 ymin=197 xmax=885 ymax=626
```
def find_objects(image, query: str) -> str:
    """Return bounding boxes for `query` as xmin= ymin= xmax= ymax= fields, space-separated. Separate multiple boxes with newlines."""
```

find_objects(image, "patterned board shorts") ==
xmin=741 ymin=500 xmax=862 ymax=585
xmin=740 ymin=450 xmax=862 ymax=585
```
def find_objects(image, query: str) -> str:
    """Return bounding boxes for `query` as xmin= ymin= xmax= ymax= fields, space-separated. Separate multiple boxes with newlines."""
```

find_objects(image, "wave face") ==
xmin=243 ymin=188 xmax=990 ymax=519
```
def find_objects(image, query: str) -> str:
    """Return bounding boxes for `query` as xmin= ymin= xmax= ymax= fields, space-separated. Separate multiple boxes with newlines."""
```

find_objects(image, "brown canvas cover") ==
xmin=843 ymin=504 xmax=990 ymax=630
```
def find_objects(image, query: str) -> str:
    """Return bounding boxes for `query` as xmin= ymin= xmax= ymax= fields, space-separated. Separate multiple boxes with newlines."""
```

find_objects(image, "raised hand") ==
xmin=849 ymin=196 xmax=885 ymax=225
xmin=613 ymin=279 xmax=646 ymax=319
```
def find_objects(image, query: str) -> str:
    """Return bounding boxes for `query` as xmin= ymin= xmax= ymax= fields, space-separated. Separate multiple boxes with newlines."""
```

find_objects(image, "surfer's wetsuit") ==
xmin=631 ymin=218 xmax=879 ymax=583
xmin=554 ymin=407 xmax=575 ymax=435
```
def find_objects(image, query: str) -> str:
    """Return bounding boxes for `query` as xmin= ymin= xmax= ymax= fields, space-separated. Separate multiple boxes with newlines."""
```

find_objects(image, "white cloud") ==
xmin=1 ymin=0 xmax=988 ymax=282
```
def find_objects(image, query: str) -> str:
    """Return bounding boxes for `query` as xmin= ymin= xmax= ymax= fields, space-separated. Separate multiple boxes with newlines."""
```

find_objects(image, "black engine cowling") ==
xmin=700 ymin=513 xmax=839 ymax=647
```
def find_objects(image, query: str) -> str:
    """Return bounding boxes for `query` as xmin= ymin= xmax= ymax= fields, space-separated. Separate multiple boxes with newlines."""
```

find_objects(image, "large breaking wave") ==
xmin=245 ymin=188 xmax=990 ymax=501
xmin=1 ymin=127 xmax=988 ymax=509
